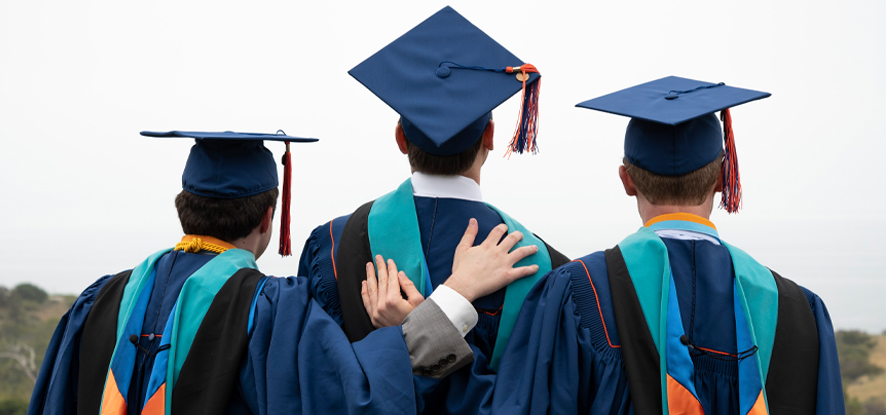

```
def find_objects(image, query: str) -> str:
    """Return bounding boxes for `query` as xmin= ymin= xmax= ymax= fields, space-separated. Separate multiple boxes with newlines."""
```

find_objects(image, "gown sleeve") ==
xmin=296 ymin=218 xmax=348 ymax=326
xmin=492 ymin=261 xmax=632 ymax=415
xmin=27 ymin=274 xmax=114 ymax=415
xmin=491 ymin=267 xmax=588 ymax=415
xmin=238 ymin=276 xmax=415 ymax=415
xmin=801 ymin=287 xmax=845 ymax=415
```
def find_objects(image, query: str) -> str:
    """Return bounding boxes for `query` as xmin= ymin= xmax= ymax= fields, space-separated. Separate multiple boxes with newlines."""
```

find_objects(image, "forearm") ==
xmin=402 ymin=297 xmax=475 ymax=378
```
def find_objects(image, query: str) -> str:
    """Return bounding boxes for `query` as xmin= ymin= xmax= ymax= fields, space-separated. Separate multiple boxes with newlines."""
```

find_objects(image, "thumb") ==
xmin=399 ymin=272 xmax=424 ymax=305
xmin=456 ymin=218 xmax=479 ymax=255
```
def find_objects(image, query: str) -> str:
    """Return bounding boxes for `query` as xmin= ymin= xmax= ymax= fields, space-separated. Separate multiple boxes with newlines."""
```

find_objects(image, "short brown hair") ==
xmin=403 ymin=119 xmax=486 ymax=176
xmin=175 ymin=188 xmax=278 ymax=243
xmin=624 ymin=154 xmax=722 ymax=205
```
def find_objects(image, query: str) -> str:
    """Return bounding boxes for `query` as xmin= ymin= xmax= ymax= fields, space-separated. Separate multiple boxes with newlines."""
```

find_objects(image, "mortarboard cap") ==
xmin=576 ymin=76 xmax=771 ymax=213
xmin=349 ymin=6 xmax=542 ymax=157
xmin=140 ymin=130 xmax=318 ymax=255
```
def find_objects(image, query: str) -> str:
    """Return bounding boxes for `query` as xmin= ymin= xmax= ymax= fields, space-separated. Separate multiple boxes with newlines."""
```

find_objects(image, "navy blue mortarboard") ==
xmin=349 ymin=6 xmax=542 ymax=157
xmin=576 ymin=76 xmax=771 ymax=213
xmin=140 ymin=130 xmax=318 ymax=255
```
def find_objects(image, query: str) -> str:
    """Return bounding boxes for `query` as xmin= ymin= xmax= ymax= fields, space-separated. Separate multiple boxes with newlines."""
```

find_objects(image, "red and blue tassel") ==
xmin=720 ymin=109 xmax=742 ymax=213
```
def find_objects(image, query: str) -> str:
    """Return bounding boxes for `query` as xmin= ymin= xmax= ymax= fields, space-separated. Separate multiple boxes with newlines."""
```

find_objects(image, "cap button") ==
xmin=665 ymin=92 xmax=679 ymax=100
xmin=435 ymin=67 xmax=451 ymax=78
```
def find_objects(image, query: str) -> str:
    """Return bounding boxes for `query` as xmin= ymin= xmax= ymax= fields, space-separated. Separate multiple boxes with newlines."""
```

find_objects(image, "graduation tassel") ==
xmin=720 ymin=109 xmax=742 ymax=213
xmin=278 ymin=141 xmax=293 ymax=256
xmin=433 ymin=61 xmax=541 ymax=157
xmin=504 ymin=64 xmax=541 ymax=157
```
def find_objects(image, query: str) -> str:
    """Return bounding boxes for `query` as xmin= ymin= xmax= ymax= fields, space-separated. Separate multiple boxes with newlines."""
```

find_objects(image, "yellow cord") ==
xmin=174 ymin=237 xmax=230 ymax=254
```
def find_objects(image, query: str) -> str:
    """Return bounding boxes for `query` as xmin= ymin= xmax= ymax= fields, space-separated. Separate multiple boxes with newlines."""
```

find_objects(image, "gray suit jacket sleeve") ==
xmin=401 ymin=298 xmax=473 ymax=379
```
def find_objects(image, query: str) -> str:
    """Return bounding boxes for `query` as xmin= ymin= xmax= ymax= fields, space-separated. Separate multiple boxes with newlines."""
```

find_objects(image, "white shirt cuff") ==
xmin=429 ymin=285 xmax=478 ymax=337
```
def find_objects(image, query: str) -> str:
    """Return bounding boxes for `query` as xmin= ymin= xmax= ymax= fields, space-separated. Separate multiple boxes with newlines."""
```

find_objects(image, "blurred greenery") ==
xmin=0 ymin=284 xmax=74 ymax=405
xmin=0 ymin=399 xmax=28 ymax=415
xmin=838 ymin=330 xmax=885 ymax=383
xmin=838 ymin=330 xmax=886 ymax=415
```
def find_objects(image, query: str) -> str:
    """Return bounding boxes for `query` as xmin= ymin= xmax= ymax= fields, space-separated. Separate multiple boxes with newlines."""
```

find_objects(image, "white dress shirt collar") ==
xmin=653 ymin=229 xmax=722 ymax=245
xmin=411 ymin=172 xmax=483 ymax=202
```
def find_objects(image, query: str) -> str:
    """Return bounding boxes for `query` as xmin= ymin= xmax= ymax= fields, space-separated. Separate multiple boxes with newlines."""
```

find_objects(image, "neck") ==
xmin=460 ymin=145 xmax=488 ymax=185
xmin=230 ymin=233 xmax=263 ymax=259
xmin=461 ymin=164 xmax=481 ymax=185
xmin=636 ymin=193 xmax=715 ymax=224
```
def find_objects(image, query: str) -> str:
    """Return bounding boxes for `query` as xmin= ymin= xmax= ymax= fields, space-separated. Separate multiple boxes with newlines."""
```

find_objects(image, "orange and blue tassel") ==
xmin=504 ymin=64 xmax=541 ymax=157
xmin=278 ymin=141 xmax=292 ymax=256
xmin=720 ymin=109 xmax=742 ymax=213
xmin=435 ymin=61 xmax=541 ymax=157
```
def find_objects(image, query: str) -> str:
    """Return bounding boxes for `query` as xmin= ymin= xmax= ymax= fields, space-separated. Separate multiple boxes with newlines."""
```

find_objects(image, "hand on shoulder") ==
xmin=362 ymin=255 xmax=425 ymax=328
xmin=444 ymin=218 xmax=539 ymax=302
xmin=361 ymin=218 xmax=539 ymax=327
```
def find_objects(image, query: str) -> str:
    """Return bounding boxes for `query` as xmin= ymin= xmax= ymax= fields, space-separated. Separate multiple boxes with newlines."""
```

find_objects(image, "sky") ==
xmin=1 ymin=0 xmax=884 ymax=332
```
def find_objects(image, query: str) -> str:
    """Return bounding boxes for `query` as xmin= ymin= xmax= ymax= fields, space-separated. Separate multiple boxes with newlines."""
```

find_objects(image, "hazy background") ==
xmin=1 ymin=0 xmax=883 ymax=332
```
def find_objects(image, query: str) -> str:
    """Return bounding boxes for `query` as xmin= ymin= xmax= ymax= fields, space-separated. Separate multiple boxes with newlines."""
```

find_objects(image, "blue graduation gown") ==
xmin=28 ymin=250 xmax=416 ymax=415
xmin=492 ymin=238 xmax=844 ymax=415
xmin=300 ymin=196 xmax=535 ymax=414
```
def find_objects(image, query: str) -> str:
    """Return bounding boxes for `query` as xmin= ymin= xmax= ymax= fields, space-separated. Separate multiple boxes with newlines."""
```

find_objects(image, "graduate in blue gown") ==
xmin=27 ymin=130 xmax=478 ymax=415
xmin=493 ymin=77 xmax=844 ymax=415
xmin=297 ymin=7 xmax=569 ymax=414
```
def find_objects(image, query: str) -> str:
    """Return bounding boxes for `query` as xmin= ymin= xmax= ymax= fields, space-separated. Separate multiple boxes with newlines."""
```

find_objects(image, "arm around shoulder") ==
xmin=401 ymin=297 xmax=474 ymax=379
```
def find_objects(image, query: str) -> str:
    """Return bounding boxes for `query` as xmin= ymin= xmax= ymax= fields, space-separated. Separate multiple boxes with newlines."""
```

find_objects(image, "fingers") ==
xmin=365 ymin=262 xmax=378 ymax=305
xmin=361 ymin=280 xmax=371 ymax=317
xmin=375 ymin=255 xmax=388 ymax=301
xmin=385 ymin=259 xmax=401 ymax=304
xmin=399 ymin=272 xmax=425 ymax=306
xmin=482 ymin=223 xmax=509 ymax=248
xmin=496 ymin=230 xmax=524 ymax=252
xmin=507 ymin=264 xmax=540 ymax=283
xmin=456 ymin=218 xmax=479 ymax=254
xmin=507 ymin=244 xmax=539 ymax=265
xmin=364 ymin=262 xmax=378 ymax=324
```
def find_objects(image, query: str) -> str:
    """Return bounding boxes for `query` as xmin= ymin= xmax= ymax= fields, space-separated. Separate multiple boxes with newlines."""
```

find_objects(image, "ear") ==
xmin=395 ymin=123 xmax=409 ymax=155
xmin=619 ymin=165 xmax=638 ymax=196
xmin=481 ymin=119 xmax=495 ymax=151
xmin=259 ymin=206 xmax=274 ymax=234
xmin=714 ymin=162 xmax=724 ymax=194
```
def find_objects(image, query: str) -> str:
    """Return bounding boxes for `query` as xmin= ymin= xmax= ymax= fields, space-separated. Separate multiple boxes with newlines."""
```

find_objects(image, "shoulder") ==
xmin=82 ymin=272 xmax=121 ymax=299
xmin=797 ymin=284 xmax=829 ymax=317
xmin=87 ymin=269 xmax=133 ymax=305
xmin=536 ymin=252 xmax=611 ymax=319
xmin=765 ymin=269 xmax=826 ymax=313
xmin=528 ymin=251 xmax=624 ymax=349
xmin=299 ymin=211 xmax=356 ymax=282
xmin=558 ymin=252 xmax=623 ymax=344
xmin=255 ymin=276 xmax=311 ymax=301
xmin=304 ymin=213 xmax=353 ymax=252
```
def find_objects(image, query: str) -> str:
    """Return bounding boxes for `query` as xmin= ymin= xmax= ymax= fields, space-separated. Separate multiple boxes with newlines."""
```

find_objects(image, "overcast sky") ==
xmin=1 ymin=0 xmax=883 ymax=332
